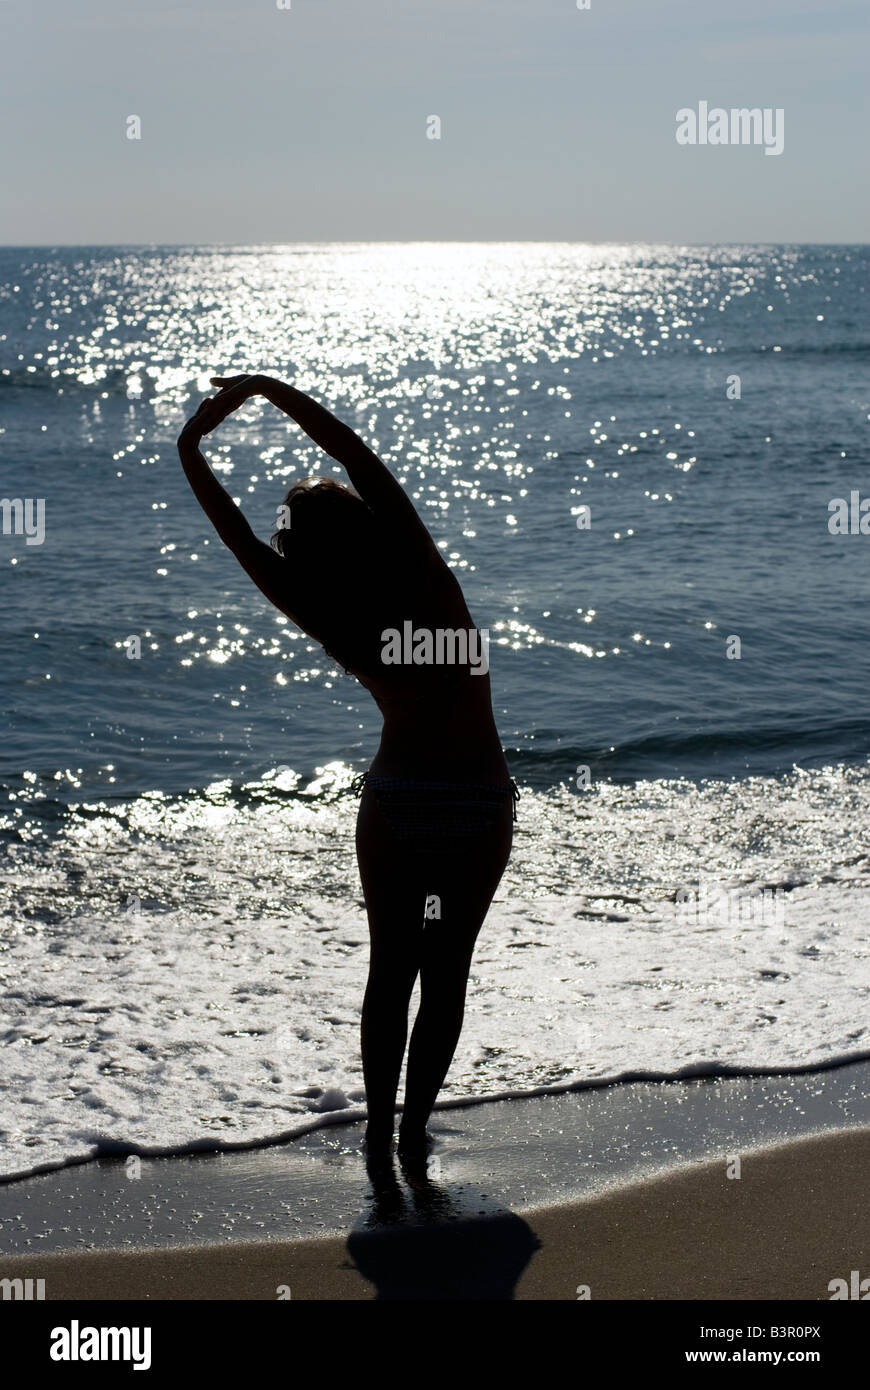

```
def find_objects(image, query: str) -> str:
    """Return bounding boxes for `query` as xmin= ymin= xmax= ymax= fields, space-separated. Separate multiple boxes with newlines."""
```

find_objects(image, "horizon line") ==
xmin=0 ymin=238 xmax=868 ymax=250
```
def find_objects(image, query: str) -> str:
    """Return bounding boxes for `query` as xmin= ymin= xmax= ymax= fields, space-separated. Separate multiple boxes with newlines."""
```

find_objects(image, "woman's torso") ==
xmin=340 ymin=536 xmax=510 ymax=783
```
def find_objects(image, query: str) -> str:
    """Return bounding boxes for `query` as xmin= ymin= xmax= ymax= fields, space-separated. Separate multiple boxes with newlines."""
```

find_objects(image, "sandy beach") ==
xmin=3 ymin=1121 xmax=868 ymax=1301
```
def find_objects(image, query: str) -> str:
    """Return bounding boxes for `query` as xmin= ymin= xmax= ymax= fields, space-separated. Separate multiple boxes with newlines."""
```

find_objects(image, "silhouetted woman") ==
xmin=177 ymin=374 xmax=518 ymax=1168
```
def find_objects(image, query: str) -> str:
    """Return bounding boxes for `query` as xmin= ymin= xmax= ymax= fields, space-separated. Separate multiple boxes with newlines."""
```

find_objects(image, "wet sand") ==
xmin=4 ymin=1127 xmax=868 ymax=1300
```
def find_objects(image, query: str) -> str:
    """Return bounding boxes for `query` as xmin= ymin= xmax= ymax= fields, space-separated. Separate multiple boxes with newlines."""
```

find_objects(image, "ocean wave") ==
xmin=2 ymin=764 xmax=869 ymax=1182
xmin=751 ymin=340 xmax=870 ymax=357
xmin=5 ymin=705 xmax=870 ymax=822
xmin=540 ymin=716 xmax=870 ymax=782
xmin=4 ymin=1051 xmax=870 ymax=1187
xmin=0 ymin=365 xmax=152 ymax=395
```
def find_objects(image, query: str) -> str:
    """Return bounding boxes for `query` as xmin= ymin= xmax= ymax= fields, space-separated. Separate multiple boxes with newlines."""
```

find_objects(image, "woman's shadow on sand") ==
xmin=345 ymin=1158 xmax=540 ymax=1300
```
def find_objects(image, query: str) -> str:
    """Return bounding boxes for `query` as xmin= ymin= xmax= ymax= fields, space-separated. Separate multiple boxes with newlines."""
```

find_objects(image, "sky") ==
xmin=1 ymin=0 xmax=867 ymax=244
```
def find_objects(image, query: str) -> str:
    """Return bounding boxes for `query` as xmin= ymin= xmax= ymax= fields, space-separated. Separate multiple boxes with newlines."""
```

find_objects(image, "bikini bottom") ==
xmin=352 ymin=773 xmax=519 ymax=854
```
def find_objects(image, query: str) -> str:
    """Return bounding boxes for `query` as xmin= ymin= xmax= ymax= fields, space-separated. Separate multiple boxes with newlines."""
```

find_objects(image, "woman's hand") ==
xmin=177 ymin=374 xmax=267 ymax=451
xmin=208 ymin=373 xmax=269 ymax=418
xmin=209 ymin=373 xmax=266 ymax=395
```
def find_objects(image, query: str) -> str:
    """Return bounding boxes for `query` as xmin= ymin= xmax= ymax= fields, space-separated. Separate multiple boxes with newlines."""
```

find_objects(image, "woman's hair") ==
xmin=270 ymin=475 xmax=369 ymax=556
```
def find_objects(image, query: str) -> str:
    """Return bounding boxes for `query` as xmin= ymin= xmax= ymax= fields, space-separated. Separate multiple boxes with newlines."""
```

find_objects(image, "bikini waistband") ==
xmin=351 ymin=773 xmax=520 ymax=821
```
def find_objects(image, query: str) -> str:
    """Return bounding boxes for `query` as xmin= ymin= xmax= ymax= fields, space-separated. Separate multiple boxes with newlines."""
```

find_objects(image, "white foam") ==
xmin=2 ymin=765 xmax=869 ymax=1181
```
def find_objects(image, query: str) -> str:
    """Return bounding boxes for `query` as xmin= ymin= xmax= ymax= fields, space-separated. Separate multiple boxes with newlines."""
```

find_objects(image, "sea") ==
xmin=1 ymin=242 xmax=868 ymax=1182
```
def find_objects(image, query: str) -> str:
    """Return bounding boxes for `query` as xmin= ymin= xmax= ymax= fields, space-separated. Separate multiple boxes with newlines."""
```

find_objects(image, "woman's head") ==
xmin=271 ymin=476 xmax=373 ymax=558
xmin=270 ymin=476 xmax=388 ymax=671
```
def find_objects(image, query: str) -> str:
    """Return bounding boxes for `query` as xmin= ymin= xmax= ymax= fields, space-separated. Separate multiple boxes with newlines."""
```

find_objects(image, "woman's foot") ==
xmin=396 ymin=1123 xmax=435 ymax=1160
xmin=397 ymin=1127 xmax=439 ymax=1188
xmin=362 ymin=1123 xmax=395 ymax=1167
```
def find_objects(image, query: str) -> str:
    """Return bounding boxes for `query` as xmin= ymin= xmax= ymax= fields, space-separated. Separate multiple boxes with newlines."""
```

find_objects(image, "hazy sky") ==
xmin=2 ymin=0 xmax=867 ymax=243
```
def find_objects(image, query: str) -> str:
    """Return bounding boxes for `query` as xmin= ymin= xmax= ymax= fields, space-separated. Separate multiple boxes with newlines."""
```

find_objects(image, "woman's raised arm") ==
xmin=211 ymin=373 xmax=431 ymax=541
xmin=176 ymin=397 xmax=294 ymax=617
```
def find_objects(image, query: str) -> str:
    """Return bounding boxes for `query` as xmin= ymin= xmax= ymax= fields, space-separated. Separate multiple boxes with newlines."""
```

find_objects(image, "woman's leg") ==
xmin=399 ymin=802 xmax=513 ymax=1149
xmin=355 ymin=787 xmax=427 ymax=1152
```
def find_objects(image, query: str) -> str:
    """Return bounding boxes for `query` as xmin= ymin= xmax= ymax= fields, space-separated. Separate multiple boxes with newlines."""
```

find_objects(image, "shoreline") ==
xmin=3 ymin=1048 xmax=870 ymax=1190
xmin=3 ymin=1127 xmax=868 ymax=1300
xmin=2 ymin=1058 xmax=869 ymax=1263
